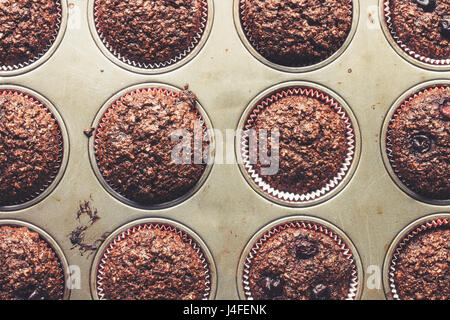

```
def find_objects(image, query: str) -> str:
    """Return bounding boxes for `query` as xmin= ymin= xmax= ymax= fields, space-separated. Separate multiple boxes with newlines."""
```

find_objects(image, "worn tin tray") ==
xmin=0 ymin=0 xmax=449 ymax=300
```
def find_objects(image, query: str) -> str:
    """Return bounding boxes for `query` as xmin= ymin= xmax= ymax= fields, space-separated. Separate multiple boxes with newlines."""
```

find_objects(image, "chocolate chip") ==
xmin=260 ymin=276 xmax=284 ymax=298
xmin=295 ymin=237 xmax=318 ymax=259
xmin=413 ymin=0 xmax=436 ymax=11
xmin=440 ymin=17 xmax=450 ymax=35
xmin=311 ymin=284 xmax=331 ymax=300
xmin=411 ymin=134 xmax=432 ymax=154
xmin=439 ymin=99 xmax=450 ymax=119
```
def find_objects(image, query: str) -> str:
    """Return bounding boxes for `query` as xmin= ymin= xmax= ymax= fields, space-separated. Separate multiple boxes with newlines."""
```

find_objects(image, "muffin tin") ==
xmin=0 ymin=0 xmax=448 ymax=300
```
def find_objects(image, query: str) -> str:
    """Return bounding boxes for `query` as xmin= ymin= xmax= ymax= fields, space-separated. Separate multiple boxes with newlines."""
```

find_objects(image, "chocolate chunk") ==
xmin=413 ymin=0 xmax=436 ymax=11
xmin=440 ymin=17 xmax=450 ymax=35
xmin=410 ymin=134 xmax=432 ymax=154
xmin=28 ymin=287 xmax=48 ymax=300
xmin=260 ymin=276 xmax=284 ymax=298
xmin=295 ymin=237 xmax=318 ymax=259
xmin=311 ymin=284 xmax=331 ymax=300
xmin=83 ymin=127 xmax=95 ymax=138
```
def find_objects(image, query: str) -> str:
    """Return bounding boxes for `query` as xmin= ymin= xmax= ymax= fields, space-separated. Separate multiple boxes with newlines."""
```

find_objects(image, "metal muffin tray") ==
xmin=0 ymin=0 xmax=448 ymax=300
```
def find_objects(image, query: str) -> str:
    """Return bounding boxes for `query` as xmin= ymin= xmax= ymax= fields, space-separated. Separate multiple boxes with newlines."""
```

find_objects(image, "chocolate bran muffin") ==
xmin=387 ymin=0 xmax=449 ymax=61
xmin=0 ymin=226 xmax=65 ymax=300
xmin=94 ymin=0 xmax=206 ymax=67
xmin=247 ymin=225 xmax=355 ymax=300
xmin=249 ymin=93 xmax=350 ymax=196
xmin=240 ymin=0 xmax=353 ymax=67
xmin=0 ymin=91 xmax=63 ymax=206
xmin=0 ymin=0 xmax=61 ymax=68
xmin=387 ymin=86 xmax=450 ymax=200
xmin=98 ymin=225 xmax=210 ymax=300
xmin=392 ymin=224 xmax=449 ymax=300
xmin=94 ymin=88 xmax=208 ymax=206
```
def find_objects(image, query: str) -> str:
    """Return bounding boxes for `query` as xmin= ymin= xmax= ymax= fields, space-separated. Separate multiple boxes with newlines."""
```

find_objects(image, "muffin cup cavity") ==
xmin=90 ymin=0 xmax=213 ymax=74
xmin=238 ymin=216 xmax=362 ymax=300
xmin=383 ymin=214 xmax=450 ymax=300
xmin=234 ymin=0 xmax=359 ymax=72
xmin=92 ymin=218 xmax=217 ymax=300
xmin=237 ymin=82 xmax=360 ymax=207
xmin=380 ymin=0 xmax=450 ymax=70
xmin=90 ymin=83 xmax=214 ymax=210
xmin=0 ymin=219 xmax=71 ymax=300
xmin=382 ymin=80 xmax=450 ymax=205
xmin=0 ymin=0 xmax=67 ymax=76
xmin=0 ymin=86 xmax=69 ymax=212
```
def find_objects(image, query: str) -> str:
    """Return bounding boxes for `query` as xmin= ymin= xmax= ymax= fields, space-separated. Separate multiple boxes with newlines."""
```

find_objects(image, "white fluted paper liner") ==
xmin=93 ymin=87 xmax=209 ymax=203
xmin=0 ymin=90 xmax=64 ymax=206
xmin=240 ymin=87 xmax=356 ymax=204
xmin=93 ymin=0 xmax=208 ymax=70
xmin=383 ymin=0 xmax=450 ymax=66
xmin=0 ymin=1 xmax=63 ymax=72
xmin=387 ymin=217 xmax=449 ymax=300
xmin=95 ymin=223 xmax=212 ymax=300
xmin=242 ymin=220 xmax=360 ymax=300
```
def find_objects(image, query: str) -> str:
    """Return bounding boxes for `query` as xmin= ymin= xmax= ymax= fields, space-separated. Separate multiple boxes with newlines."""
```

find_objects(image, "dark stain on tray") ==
xmin=69 ymin=199 xmax=109 ymax=256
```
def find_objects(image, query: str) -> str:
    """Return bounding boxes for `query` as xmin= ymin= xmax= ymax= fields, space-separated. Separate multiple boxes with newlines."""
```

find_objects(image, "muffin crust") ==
xmin=99 ymin=226 xmax=209 ymax=300
xmin=248 ymin=226 xmax=354 ymax=300
xmin=241 ymin=0 xmax=353 ymax=66
xmin=0 ymin=92 xmax=63 ymax=206
xmin=0 ymin=226 xmax=65 ymax=300
xmin=250 ymin=94 xmax=349 ymax=196
xmin=388 ymin=86 xmax=450 ymax=200
xmin=95 ymin=88 xmax=208 ymax=205
xmin=95 ymin=0 xmax=205 ymax=66
xmin=0 ymin=0 xmax=60 ymax=67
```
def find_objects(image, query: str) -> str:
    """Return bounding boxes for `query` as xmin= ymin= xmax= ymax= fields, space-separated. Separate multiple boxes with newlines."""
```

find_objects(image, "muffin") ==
xmin=246 ymin=224 xmax=356 ymax=300
xmin=240 ymin=0 xmax=353 ymax=67
xmin=94 ymin=87 xmax=208 ymax=206
xmin=387 ymin=86 xmax=450 ymax=200
xmin=0 ymin=225 xmax=65 ymax=300
xmin=0 ymin=0 xmax=61 ymax=68
xmin=0 ymin=91 xmax=64 ymax=207
xmin=246 ymin=90 xmax=352 ymax=198
xmin=94 ymin=0 xmax=207 ymax=67
xmin=387 ymin=0 xmax=449 ymax=61
xmin=391 ymin=223 xmax=449 ymax=300
xmin=97 ymin=224 xmax=210 ymax=300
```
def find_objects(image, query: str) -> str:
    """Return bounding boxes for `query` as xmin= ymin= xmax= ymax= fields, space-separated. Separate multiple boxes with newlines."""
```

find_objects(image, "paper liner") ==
xmin=387 ymin=217 xmax=449 ymax=300
xmin=0 ymin=90 xmax=64 ymax=207
xmin=93 ymin=87 xmax=209 ymax=205
xmin=95 ymin=222 xmax=212 ymax=300
xmin=0 ymin=223 xmax=67 ymax=300
xmin=383 ymin=0 xmax=450 ymax=66
xmin=93 ymin=0 xmax=209 ymax=70
xmin=240 ymin=87 xmax=356 ymax=203
xmin=238 ymin=0 xmax=354 ymax=68
xmin=242 ymin=220 xmax=360 ymax=300
xmin=0 ymin=1 xmax=63 ymax=72
xmin=385 ymin=85 xmax=449 ymax=200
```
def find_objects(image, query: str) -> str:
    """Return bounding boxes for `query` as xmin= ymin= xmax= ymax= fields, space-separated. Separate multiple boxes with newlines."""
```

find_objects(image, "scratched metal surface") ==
xmin=0 ymin=0 xmax=449 ymax=300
